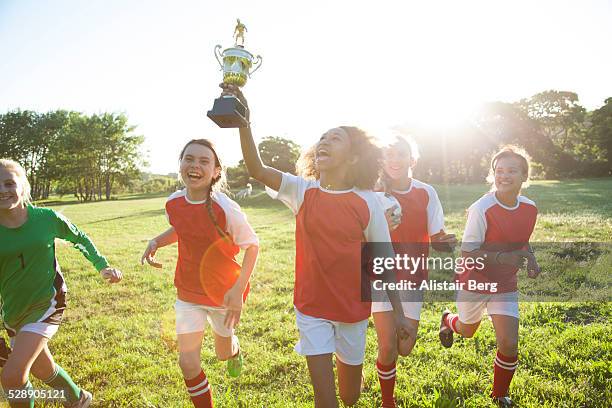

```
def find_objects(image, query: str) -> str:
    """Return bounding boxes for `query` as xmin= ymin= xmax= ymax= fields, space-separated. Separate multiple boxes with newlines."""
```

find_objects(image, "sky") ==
xmin=1 ymin=0 xmax=611 ymax=173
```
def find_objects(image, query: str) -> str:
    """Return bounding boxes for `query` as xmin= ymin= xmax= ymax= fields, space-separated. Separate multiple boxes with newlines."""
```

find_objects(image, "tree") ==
xmin=258 ymin=136 xmax=301 ymax=174
xmin=587 ymin=97 xmax=612 ymax=175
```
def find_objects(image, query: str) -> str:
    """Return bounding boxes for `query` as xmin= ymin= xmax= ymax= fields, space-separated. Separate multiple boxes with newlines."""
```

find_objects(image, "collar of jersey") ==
xmin=317 ymin=181 xmax=354 ymax=194
xmin=493 ymin=192 xmax=520 ymax=210
xmin=183 ymin=191 xmax=208 ymax=205
xmin=391 ymin=179 xmax=413 ymax=194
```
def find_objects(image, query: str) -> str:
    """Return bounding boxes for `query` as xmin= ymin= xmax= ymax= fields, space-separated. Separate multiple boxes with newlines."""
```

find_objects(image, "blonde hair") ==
xmin=0 ymin=158 xmax=32 ymax=206
xmin=295 ymin=126 xmax=382 ymax=190
xmin=486 ymin=145 xmax=531 ymax=189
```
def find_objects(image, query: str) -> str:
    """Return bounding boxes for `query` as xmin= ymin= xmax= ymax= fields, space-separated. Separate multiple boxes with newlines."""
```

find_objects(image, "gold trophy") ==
xmin=207 ymin=19 xmax=262 ymax=128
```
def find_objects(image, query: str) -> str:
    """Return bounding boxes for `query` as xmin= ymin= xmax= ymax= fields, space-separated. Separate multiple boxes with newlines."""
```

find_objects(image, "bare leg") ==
xmin=177 ymin=331 xmax=205 ymax=380
xmin=336 ymin=357 xmax=363 ymax=407
xmin=306 ymin=354 xmax=338 ymax=408
xmin=372 ymin=312 xmax=398 ymax=365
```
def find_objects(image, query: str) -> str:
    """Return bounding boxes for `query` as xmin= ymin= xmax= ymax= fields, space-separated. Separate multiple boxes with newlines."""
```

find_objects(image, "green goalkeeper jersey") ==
xmin=0 ymin=205 xmax=109 ymax=334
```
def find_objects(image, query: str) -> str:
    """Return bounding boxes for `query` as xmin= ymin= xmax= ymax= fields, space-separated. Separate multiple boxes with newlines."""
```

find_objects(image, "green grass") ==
xmin=5 ymin=179 xmax=611 ymax=407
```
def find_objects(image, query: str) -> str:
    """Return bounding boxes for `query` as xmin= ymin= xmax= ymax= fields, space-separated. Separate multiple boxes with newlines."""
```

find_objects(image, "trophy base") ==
xmin=207 ymin=96 xmax=249 ymax=128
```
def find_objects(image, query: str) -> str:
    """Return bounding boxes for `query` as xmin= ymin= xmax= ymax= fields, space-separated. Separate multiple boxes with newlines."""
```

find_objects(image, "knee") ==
xmin=460 ymin=323 xmax=479 ymax=338
xmin=377 ymin=341 xmax=398 ymax=365
xmin=398 ymin=336 xmax=416 ymax=357
xmin=1 ymin=366 xmax=27 ymax=389
xmin=178 ymin=353 xmax=201 ymax=378
xmin=339 ymin=389 xmax=360 ymax=407
xmin=497 ymin=338 xmax=518 ymax=356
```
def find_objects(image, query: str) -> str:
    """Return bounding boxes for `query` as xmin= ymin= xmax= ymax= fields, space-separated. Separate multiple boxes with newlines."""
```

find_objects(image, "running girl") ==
xmin=141 ymin=139 xmax=259 ymax=408
xmin=0 ymin=158 xmax=122 ymax=408
xmin=221 ymin=84 xmax=414 ymax=408
xmin=372 ymin=135 xmax=456 ymax=408
xmin=438 ymin=145 xmax=540 ymax=407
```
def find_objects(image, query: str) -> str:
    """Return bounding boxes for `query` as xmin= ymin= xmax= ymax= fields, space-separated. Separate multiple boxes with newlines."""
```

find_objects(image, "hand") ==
xmin=395 ymin=313 xmax=417 ymax=342
xmin=431 ymin=229 xmax=457 ymax=252
xmin=141 ymin=240 xmax=162 ymax=268
xmin=100 ymin=267 xmax=122 ymax=283
xmin=223 ymin=284 xmax=244 ymax=329
xmin=497 ymin=250 xmax=532 ymax=268
xmin=219 ymin=83 xmax=249 ymax=108
xmin=384 ymin=205 xmax=401 ymax=230
xmin=526 ymin=252 xmax=541 ymax=278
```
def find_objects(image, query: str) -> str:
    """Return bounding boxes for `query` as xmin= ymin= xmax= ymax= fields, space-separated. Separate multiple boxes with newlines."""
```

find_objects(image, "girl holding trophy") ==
xmin=438 ymin=145 xmax=540 ymax=408
xmin=141 ymin=139 xmax=259 ymax=408
xmin=221 ymin=84 xmax=414 ymax=408
xmin=0 ymin=158 xmax=123 ymax=408
xmin=372 ymin=135 xmax=456 ymax=408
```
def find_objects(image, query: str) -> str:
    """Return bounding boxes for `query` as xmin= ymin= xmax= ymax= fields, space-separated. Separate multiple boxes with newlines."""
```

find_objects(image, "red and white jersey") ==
xmin=270 ymin=173 xmax=392 ymax=323
xmin=165 ymin=190 xmax=259 ymax=306
xmin=383 ymin=179 xmax=445 ymax=282
xmin=459 ymin=192 xmax=537 ymax=293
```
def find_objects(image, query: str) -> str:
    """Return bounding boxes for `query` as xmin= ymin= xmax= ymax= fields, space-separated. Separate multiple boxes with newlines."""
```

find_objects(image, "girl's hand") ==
xmin=223 ymin=284 xmax=244 ymax=329
xmin=384 ymin=205 xmax=401 ymax=230
xmin=141 ymin=239 xmax=162 ymax=268
xmin=497 ymin=250 xmax=533 ymax=268
xmin=431 ymin=229 xmax=457 ymax=252
xmin=395 ymin=314 xmax=418 ymax=343
xmin=100 ymin=267 xmax=123 ymax=283
xmin=219 ymin=83 xmax=249 ymax=110
xmin=526 ymin=253 xmax=541 ymax=278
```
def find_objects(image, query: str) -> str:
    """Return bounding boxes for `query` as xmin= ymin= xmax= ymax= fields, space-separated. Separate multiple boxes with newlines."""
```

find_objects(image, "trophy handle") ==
xmin=214 ymin=45 xmax=223 ymax=69
xmin=249 ymin=55 xmax=262 ymax=76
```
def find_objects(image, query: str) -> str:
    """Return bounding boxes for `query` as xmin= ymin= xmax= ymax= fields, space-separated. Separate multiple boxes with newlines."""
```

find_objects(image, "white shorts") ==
xmin=456 ymin=290 xmax=519 ymax=324
xmin=9 ymin=323 xmax=60 ymax=347
xmin=175 ymin=299 xmax=233 ymax=337
xmin=294 ymin=308 xmax=368 ymax=366
xmin=371 ymin=290 xmax=424 ymax=321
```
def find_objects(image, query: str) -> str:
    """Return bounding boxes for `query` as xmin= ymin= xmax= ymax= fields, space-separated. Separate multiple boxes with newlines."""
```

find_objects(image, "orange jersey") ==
xmin=165 ymin=190 xmax=258 ymax=306
xmin=271 ymin=173 xmax=392 ymax=323
xmin=459 ymin=192 xmax=537 ymax=293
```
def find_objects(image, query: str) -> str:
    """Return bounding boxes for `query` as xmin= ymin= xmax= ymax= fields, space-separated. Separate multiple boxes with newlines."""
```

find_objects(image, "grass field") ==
xmin=4 ymin=178 xmax=611 ymax=407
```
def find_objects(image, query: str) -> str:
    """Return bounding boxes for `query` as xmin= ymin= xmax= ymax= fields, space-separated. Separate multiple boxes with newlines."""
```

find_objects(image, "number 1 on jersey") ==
xmin=18 ymin=253 xmax=25 ymax=269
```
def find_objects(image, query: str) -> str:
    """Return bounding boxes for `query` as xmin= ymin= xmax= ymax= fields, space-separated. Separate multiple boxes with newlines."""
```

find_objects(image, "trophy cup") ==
xmin=207 ymin=19 xmax=262 ymax=128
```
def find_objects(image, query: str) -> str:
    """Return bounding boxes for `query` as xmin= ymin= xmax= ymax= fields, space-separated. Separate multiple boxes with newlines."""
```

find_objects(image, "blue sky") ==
xmin=1 ymin=0 xmax=611 ymax=173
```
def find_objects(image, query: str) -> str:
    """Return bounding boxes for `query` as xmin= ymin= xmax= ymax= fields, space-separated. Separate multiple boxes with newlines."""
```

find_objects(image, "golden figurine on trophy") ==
xmin=207 ymin=19 xmax=262 ymax=128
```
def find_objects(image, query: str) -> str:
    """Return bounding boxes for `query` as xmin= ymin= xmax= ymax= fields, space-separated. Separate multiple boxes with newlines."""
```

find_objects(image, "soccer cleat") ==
xmin=439 ymin=309 xmax=454 ymax=348
xmin=0 ymin=337 xmax=12 ymax=367
xmin=63 ymin=389 xmax=92 ymax=408
xmin=492 ymin=396 xmax=514 ymax=407
xmin=227 ymin=337 xmax=243 ymax=378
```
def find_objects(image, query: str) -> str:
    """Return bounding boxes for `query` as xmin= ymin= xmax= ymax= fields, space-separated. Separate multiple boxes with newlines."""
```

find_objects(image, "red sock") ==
xmin=184 ymin=370 xmax=213 ymax=408
xmin=444 ymin=313 xmax=460 ymax=333
xmin=492 ymin=351 xmax=518 ymax=398
xmin=376 ymin=360 xmax=397 ymax=408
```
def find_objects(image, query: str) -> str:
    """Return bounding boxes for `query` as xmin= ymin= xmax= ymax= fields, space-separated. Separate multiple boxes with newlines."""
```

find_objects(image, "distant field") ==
xmin=4 ymin=178 xmax=611 ymax=407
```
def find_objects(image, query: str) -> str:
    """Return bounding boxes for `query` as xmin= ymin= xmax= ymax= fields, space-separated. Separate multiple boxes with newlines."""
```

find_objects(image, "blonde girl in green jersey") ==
xmin=0 ymin=159 xmax=122 ymax=408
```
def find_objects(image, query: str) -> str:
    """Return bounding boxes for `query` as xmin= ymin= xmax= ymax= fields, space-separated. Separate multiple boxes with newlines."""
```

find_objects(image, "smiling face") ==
xmin=0 ymin=166 xmax=26 ymax=210
xmin=383 ymin=142 xmax=414 ymax=181
xmin=314 ymin=128 xmax=354 ymax=172
xmin=179 ymin=143 xmax=220 ymax=193
xmin=493 ymin=156 xmax=527 ymax=194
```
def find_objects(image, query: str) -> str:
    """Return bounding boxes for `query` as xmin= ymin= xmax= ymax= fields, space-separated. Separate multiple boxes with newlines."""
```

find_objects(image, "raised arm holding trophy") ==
xmin=207 ymin=19 xmax=261 ymax=128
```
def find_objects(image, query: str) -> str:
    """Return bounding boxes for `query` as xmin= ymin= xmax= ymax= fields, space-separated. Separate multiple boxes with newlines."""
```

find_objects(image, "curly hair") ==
xmin=0 ymin=158 xmax=32 ymax=206
xmin=179 ymin=139 xmax=229 ymax=239
xmin=295 ymin=126 xmax=382 ymax=190
xmin=486 ymin=144 xmax=532 ymax=189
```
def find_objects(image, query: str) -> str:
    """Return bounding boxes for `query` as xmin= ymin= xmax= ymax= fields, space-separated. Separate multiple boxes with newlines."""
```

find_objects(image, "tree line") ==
xmin=228 ymin=90 xmax=612 ymax=187
xmin=0 ymin=110 xmax=144 ymax=201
